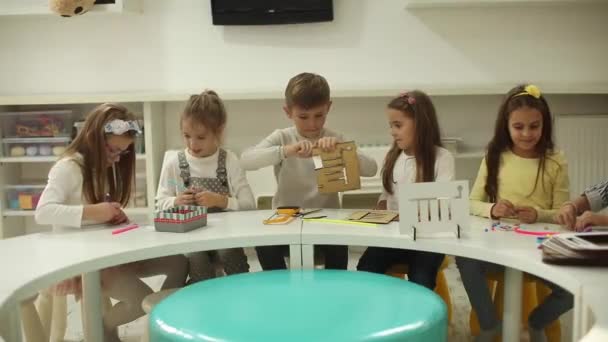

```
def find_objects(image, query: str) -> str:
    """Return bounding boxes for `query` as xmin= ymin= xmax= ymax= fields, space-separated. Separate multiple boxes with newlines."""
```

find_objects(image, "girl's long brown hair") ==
xmin=484 ymin=84 xmax=555 ymax=202
xmin=382 ymin=90 xmax=443 ymax=194
xmin=63 ymin=103 xmax=137 ymax=206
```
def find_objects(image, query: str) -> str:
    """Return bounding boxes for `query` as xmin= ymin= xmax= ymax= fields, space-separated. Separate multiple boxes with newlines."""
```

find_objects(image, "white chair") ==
xmin=20 ymin=290 xmax=114 ymax=342
xmin=20 ymin=295 xmax=46 ymax=342
xmin=245 ymin=165 xmax=276 ymax=208
xmin=398 ymin=180 xmax=469 ymax=240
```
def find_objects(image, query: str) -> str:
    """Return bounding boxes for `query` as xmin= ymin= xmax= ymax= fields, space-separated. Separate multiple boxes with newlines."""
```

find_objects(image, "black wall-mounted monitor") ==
xmin=211 ymin=0 xmax=334 ymax=25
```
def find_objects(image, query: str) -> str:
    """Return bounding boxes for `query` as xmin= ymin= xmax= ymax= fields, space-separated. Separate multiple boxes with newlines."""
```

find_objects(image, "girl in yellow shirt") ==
xmin=457 ymin=85 xmax=572 ymax=342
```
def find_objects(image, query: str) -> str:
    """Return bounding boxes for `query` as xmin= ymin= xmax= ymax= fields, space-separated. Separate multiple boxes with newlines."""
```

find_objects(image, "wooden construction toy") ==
xmin=312 ymin=141 xmax=361 ymax=193
xmin=348 ymin=210 xmax=399 ymax=224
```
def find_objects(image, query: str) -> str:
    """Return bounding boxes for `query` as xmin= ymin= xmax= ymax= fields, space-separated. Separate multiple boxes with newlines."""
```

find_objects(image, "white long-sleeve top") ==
xmin=35 ymin=153 xmax=100 ymax=231
xmin=379 ymin=147 xmax=455 ymax=211
xmin=240 ymin=126 xmax=378 ymax=209
xmin=156 ymin=148 xmax=255 ymax=211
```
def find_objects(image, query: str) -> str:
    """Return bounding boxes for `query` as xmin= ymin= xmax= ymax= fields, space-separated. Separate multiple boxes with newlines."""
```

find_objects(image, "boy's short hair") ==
xmin=284 ymin=72 xmax=330 ymax=109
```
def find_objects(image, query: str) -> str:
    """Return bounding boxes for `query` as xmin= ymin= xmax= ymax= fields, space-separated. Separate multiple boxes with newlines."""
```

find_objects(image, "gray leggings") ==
xmin=455 ymin=256 xmax=573 ymax=330
xmin=187 ymin=248 xmax=250 ymax=283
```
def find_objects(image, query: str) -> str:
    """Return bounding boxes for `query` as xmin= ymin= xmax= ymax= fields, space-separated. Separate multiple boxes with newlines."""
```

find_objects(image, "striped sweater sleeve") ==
xmin=584 ymin=179 xmax=608 ymax=212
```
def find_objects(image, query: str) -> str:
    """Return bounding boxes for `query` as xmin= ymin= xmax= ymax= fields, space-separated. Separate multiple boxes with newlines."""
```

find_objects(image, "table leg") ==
xmin=503 ymin=267 xmax=523 ymax=342
xmin=82 ymin=271 xmax=104 ymax=342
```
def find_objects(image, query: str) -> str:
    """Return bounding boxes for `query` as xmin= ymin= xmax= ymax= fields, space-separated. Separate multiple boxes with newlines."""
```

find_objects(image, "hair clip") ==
xmin=398 ymin=91 xmax=416 ymax=105
xmin=513 ymin=84 xmax=541 ymax=99
xmin=104 ymin=119 xmax=142 ymax=135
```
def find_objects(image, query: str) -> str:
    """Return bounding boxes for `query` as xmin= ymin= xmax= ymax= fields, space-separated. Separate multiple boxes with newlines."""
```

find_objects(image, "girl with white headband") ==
xmin=32 ymin=103 xmax=187 ymax=341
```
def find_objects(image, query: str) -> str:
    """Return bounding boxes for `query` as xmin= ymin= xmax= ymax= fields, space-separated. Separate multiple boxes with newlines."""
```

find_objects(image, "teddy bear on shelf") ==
xmin=49 ymin=0 xmax=95 ymax=17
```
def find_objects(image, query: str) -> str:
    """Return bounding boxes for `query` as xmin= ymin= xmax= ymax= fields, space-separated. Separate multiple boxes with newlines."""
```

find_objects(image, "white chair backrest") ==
xmin=245 ymin=166 xmax=277 ymax=202
xmin=398 ymin=180 xmax=469 ymax=238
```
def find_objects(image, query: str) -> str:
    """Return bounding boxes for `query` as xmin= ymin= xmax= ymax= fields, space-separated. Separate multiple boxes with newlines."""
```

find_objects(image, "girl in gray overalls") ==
xmin=177 ymin=149 xmax=250 ymax=283
xmin=156 ymin=90 xmax=255 ymax=284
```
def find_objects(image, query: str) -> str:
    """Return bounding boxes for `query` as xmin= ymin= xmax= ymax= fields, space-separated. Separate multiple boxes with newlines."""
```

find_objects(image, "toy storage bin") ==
xmin=6 ymin=185 xmax=46 ymax=210
xmin=154 ymin=206 xmax=207 ymax=233
xmin=3 ymin=137 xmax=71 ymax=157
xmin=1 ymin=110 xmax=73 ymax=138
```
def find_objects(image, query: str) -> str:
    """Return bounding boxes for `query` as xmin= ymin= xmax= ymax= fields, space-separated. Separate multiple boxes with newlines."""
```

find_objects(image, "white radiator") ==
xmin=557 ymin=115 xmax=608 ymax=196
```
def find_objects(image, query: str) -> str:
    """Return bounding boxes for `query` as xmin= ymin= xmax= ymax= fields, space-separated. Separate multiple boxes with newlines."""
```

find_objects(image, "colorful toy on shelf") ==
xmin=7 ymin=186 xmax=44 ymax=210
xmin=9 ymin=199 xmax=20 ymax=210
xmin=18 ymin=193 xmax=39 ymax=210
xmin=39 ymin=145 xmax=52 ymax=156
xmin=15 ymin=115 xmax=65 ymax=137
xmin=52 ymin=146 xmax=66 ymax=156
xmin=31 ymin=193 xmax=42 ymax=209
xmin=154 ymin=206 xmax=207 ymax=233
xmin=10 ymin=146 xmax=26 ymax=157
xmin=8 ymin=144 xmax=63 ymax=157
xmin=25 ymin=146 xmax=38 ymax=156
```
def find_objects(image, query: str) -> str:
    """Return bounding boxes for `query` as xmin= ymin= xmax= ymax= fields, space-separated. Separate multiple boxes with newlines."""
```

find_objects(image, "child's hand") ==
xmin=491 ymin=199 xmax=516 ymax=219
xmin=574 ymin=211 xmax=608 ymax=231
xmin=316 ymin=137 xmax=339 ymax=152
xmin=109 ymin=209 xmax=129 ymax=225
xmin=53 ymin=277 xmax=82 ymax=296
xmin=195 ymin=191 xmax=228 ymax=209
xmin=375 ymin=200 xmax=387 ymax=210
xmin=285 ymin=141 xmax=314 ymax=158
xmin=85 ymin=202 xmax=124 ymax=223
xmin=175 ymin=190 xmax=195 ymax=206
xmin=515 ymin=206 xmax=538 ymax=224
xmin=555 ymin=203 xmax=577 ymax=230
xmin=296 ymin=140 xmax=314 ymax=158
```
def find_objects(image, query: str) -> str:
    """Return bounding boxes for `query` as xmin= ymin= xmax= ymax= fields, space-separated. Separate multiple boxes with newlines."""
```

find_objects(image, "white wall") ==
xmin=162 ymin=94 xmax=608 ymax=154
xmin=1 ymin=0 xmax=607 ymax=234
xmin=0 ymin=0 xmax=607 ymax=95
xmin=161 ymin=93 xmax=608 ymax=220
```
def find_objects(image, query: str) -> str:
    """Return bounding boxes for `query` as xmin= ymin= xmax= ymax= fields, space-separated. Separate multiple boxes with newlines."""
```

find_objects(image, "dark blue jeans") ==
xmin=356 ymin=247 xmax=445 ymax=289
xmin=455 ymin=256 xmax=573 ymax=330
xmin=255 ymin=245 xmax=348 ymax=270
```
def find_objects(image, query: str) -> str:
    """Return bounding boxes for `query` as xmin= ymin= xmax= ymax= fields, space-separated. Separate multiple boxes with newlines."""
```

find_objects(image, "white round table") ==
xmin=0 ymin=209 xmax=606 ymax=342
xmin=0 ymin=210 xmax=302 ymax=342
xmin=301 ymin=209 xmax=607 ymax=342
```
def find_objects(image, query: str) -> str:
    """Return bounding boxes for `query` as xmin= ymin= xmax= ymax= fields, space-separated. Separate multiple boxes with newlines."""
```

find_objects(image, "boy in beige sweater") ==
xmin=241 ymin=72 xmax=377 ymax=270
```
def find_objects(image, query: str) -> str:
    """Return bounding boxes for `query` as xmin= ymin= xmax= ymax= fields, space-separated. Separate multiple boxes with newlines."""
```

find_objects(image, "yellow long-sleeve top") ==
xmin=470 ymin=149 xmax=570 ymax=223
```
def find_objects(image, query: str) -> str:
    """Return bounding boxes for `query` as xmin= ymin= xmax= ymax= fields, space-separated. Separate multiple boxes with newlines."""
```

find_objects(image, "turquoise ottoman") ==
xmin=150 ymin=270 xmax=447 ymax=341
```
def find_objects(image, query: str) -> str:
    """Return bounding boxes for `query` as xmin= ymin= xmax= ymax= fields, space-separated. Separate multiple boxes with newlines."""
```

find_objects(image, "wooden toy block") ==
xmin=312 ymin=141 xmax=361 ymax=193
xmin=348 ymin=210 xmax=399 ymax=224
xmin=18 ymin=194 xmax=34 ymax=210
